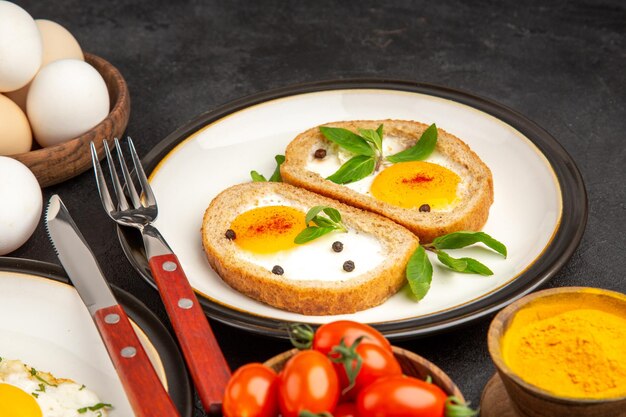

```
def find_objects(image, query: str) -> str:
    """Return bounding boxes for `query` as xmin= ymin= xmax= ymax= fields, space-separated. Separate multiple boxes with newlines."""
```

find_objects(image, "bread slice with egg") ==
xmin=280 ymin=119 xmax=494 ymax=243
xmin=202 ymin=182 xmax=419 ymax=315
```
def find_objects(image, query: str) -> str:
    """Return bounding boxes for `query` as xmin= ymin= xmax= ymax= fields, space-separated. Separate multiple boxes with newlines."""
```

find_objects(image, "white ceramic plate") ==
xmin=119 ymin=81 xmax=586 ymax=338
xmin=0 ymin=259 xmax=192 ymax=416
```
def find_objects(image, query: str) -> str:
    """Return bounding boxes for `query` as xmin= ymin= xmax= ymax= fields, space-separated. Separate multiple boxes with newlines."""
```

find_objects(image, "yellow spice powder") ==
xmin=502 ymin=300 xmax=626 ymax=399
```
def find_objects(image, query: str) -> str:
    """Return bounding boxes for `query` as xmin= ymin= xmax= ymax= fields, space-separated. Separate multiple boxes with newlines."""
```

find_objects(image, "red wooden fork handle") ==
xmin=94 ymin=304 xmax=180 ymax=417
xmin=148 ymin=253 xmax=231 ymax=415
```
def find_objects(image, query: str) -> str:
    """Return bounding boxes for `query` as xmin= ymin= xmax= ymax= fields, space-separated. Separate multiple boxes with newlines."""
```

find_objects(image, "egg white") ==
xmin=0 ymin=358 xmax=109 ymax=417
xmin=305 ymin=136 xmax=469 ymax=212
xmin=232 ymin=195 xmax=385 ymax=282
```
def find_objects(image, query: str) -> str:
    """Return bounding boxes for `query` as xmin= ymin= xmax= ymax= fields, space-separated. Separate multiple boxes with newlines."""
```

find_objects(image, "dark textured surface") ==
xmin=10 ymin=0 xmax=626 ymax=415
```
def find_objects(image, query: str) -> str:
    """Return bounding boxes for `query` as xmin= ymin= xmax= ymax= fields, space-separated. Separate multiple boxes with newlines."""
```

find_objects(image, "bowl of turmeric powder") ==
xmin=487 ymin=287 xmax=626 ymax=417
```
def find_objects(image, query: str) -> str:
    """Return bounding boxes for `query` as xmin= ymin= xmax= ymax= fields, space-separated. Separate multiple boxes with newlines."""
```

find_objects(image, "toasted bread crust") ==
xmin=202 ymin=182 xmax=419 ymax=315
xmin=280 ymin=119 xmax=494 ymax=243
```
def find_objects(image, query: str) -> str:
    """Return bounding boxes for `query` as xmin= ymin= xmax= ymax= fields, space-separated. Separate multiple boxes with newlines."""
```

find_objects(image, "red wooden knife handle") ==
xmin=148 ymin=253 xmax=231 ymax=415
xmin=94 ymin=304 xmax=180 ymax=417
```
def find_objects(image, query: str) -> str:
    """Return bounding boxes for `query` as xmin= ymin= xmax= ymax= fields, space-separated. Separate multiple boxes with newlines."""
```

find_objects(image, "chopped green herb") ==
xmin=78 ymin=403 xmax=112 ymax=414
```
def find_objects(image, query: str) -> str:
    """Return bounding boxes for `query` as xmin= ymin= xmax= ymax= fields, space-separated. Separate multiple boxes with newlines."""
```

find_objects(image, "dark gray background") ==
xmin=11 ymin=0 xmax=626 ymax=415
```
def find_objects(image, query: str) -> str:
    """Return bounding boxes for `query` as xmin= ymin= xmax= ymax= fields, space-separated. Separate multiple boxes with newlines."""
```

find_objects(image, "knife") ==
xmin=45 ymin=194 xmax=181 ymax=417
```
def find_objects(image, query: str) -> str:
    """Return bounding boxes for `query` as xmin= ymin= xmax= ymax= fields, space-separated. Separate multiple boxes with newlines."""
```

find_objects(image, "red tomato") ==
xmin=313 ymin=321 xmax=391 ymax=356
xmin=334 ymin=402 xmax=358 ymax=417
xmin=356 ymin=375 xmax=447 ymax=417
xmin=278 ymin=350 xmax=340 ymax=417
xmin=337 ymin=343 xmax=402 ymax=400
xmin=222 ymin=363 xmax=279 ymax=417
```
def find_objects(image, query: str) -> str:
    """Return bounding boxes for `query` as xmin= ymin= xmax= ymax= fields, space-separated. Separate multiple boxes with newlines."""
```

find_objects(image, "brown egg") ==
xmin=5 ymin=19 xmax=83 ymax=112
xmin=0 ymin=94 xmax=32 ymax=155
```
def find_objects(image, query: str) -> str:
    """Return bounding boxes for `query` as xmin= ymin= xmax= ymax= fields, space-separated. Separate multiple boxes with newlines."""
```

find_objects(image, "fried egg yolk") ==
xmin=0 ymin=383 xmax=43 ymax=417
xmin=370 ymin=161 xmax=460 ymax=209
xmin=230 ymin=205 xmax=307 ymax=254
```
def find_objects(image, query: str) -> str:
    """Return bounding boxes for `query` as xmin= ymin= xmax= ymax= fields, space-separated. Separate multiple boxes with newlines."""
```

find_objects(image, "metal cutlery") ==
xmin=90 ymin=137 xmax=231 ymax=415
xmin=45 ymin=194 xmax=181 ymax=417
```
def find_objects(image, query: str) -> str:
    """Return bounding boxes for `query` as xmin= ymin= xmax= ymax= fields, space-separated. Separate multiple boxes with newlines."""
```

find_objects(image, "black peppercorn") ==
xmin=419 ymin=204 xmax=431 ymax=212
xmin=272 ymin=265 xmax=284 ymax=275
xmin=314 ymin=148 xmax=327 ymax=159
xmin=343 ymin=260 xmax=355 ymax=272
xmin=332 ymin=241 xmax=344 ymax=252
xmin=225 ymin=229 xmax=236 ymax=239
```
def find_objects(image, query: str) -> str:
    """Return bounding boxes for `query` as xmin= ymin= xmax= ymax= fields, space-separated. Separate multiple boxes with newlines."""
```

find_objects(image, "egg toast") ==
xmin=202 ymin=182 xmax=419 ymax=315
xmin=280 ymin=119 xmax=494 ymax=243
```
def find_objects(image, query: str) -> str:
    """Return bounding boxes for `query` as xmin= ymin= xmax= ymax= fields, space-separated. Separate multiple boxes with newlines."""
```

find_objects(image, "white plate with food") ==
xmin=118 ymin=80 xmax=587 ymax=339
xmin=0 ymin=258 xmax=192 ymax=416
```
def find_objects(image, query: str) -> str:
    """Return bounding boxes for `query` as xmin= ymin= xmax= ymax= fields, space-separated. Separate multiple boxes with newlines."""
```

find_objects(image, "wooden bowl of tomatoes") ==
xmin=222 ymin=321 xmax=475 ymax=417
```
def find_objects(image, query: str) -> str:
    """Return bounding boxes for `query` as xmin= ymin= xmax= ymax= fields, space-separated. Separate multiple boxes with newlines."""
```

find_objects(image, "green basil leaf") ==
xmin=319 ymin=126 xmax=375 ymax=156
xmin=376 ymin=124 xmax=384 ymax=141
xmin=358 ymin=126 xmax=383 ymax=153
xmin=305 ymin=206 xmax=327 ymax=225
xmin=327 ymin=155 xmax=376 ymax=184
xmin=312 ymin=217 xmax=336 ymax=228
xmin=322 ymin=207 xmax=341 ymax=223
xmin=405 ymin=246 xmax=433 ymax=301
xmin=436 ymin=251 xmax=468 ymax=272
xmin=431 ymin=231 xmax=507 ymax=258
xmin=268 ymin=154 xmax=286 ymax=182
xmin=463 ymin=258 xmax=494 ymax=276
xmin=387 ymin=123 xmax=438 ymax=163
xmin=250 ymin=171 xmax=267 ymax=182
xmin=294 ymin=227 xmax=336 ymax=244
xmin=436 ymin=251 xmax=494 ymax=276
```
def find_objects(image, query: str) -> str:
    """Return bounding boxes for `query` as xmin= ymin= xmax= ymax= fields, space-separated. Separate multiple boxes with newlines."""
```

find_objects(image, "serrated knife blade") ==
xmin=45 ymin=194 xmax=117 ymax=315
xmin=44 ymin=194 xmax=180 ymax=417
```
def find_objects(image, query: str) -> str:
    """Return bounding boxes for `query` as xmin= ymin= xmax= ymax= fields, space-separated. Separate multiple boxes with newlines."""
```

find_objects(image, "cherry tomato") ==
xmin=356 ymin=375 xmax=447 ymax=417
xmin=337 ymin=343 xmax=402 ymax=400
xmin=313 ymin=320 xmax=391 ymax=356
xmin=278 ymin=350 xmax=340 ymax=417
xmin=222 ymin=363 xmax=279 ymax=417
xmin=334 ymin=402 xmax=358 ymax=417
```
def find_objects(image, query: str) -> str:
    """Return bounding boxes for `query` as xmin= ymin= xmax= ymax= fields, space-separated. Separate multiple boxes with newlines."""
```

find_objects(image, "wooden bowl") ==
xmin=9 ymin=53 xmax=130 ymax=187
xmin=488 ymin=287 xmax=626 ymax=417
xmin=264 ymin=346 xmax=465 ymax=400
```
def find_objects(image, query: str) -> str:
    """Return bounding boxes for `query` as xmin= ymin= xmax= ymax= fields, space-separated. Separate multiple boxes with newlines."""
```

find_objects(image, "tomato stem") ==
xmin=284 ymin=323 xmax=315 ymax=350
xmin=299 ymin=411 xmax=333 ymax=417
xmin=329 ymin=336 xmax=365 ymax=395
xmin=445 ymin=396 xmax=479 ymax=417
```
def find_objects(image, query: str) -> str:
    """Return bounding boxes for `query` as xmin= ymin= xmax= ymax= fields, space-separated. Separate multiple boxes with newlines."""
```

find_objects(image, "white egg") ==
xmin=0 ymin=358 xmax=110 ymax=417
xmin=232 ymin=195 xmax=385 ymax=281
xmin=5 ymin=19 xmax=84 ymax=112
xmin=0 ymin=1 xmax=42 ymax=92
xmin=0 ymin=157 xmax=42 ymax=255
xmin=27 ymin=59 xmax=109 ymax=147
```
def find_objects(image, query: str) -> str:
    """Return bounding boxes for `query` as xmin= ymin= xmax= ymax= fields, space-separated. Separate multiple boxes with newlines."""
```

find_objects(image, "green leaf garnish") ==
xmin=294 ymin=226 xmax=336 ymax=244
xmin=358 ymin=125 xmax=383 ymax=153
xmin=250 ymin=171 xmax=267 ymax=182
xmin=269 ymin=154 xmax=286 ymax=181
xmin=326 ymin=155 xmax=376 ymax=184
xmin=406 ymin=246 xmax=433 ymax=300
xmin=319 ymin=126 xmax=375 ymax=156
xmin=387 ymin=123 xmax=438 ymax=163
xmin=436 ymin=251 xmax=494 ymax=276
xmin=78 ymin=403 xmax=112 ymax=414
xmin=250 ymin=154 xmax=285 ymax=182
xmin=431 ymin=231 xmax=507 ymax=258
xmin=295 ymin=206 xmax=347 ymax=244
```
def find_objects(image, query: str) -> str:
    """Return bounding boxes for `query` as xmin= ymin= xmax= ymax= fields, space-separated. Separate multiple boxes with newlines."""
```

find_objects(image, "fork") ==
xmin=90 ymin=137 xmax=231 ymax=415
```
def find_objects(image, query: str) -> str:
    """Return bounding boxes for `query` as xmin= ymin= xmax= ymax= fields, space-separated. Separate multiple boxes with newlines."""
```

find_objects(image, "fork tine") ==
xmin=114 ymin=138 xmax=142 ymax=209
xmin=103 ymin=139 xmax=130 ymax=211
xmin=90 ymin=142 xmax=116 ymax=216
xmin=127 ymin=137 xmax=156 ymax=207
